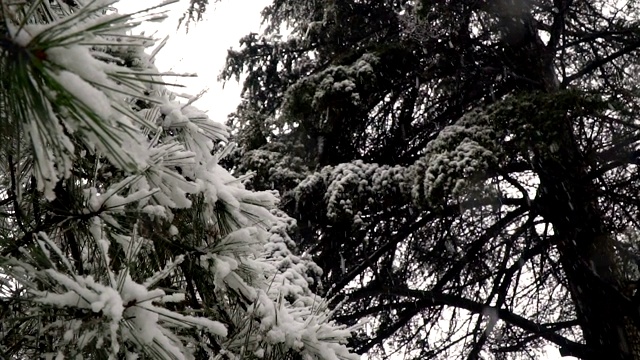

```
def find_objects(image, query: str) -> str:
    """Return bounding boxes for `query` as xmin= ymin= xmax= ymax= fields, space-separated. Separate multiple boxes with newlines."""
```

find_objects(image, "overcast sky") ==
xmin=119 ymin=1 xmax=574 ymax=359
xmin=120 ymin=0 xmax=270 ymax=122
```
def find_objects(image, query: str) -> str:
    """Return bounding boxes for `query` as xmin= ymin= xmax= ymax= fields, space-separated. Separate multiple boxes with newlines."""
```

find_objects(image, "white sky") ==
xmin=117 ymin=1 xmax=575 ymax=359
xmin=120 ymin=0 xmax=270 ymax=123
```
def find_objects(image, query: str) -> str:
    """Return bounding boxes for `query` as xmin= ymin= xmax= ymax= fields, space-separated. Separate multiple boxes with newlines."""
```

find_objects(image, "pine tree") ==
xmin=0 ymin=1 xmax=357 ymax=359
xmin=223 ymin=0 xmax=640 ymax=359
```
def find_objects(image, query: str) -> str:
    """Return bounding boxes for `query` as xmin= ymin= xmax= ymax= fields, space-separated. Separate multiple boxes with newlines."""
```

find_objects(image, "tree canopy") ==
xmin=0 ymin=1 xmax=356 ymax=359
xmin=223 ymin=0 xmax=640 ymax=359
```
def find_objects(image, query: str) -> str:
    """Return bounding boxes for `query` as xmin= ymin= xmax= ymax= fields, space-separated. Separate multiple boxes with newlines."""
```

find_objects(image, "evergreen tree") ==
xmin=223 ymin=0 xmax=640 ymax=358
xmin=0 ymin=1 xmax=357 ymax=359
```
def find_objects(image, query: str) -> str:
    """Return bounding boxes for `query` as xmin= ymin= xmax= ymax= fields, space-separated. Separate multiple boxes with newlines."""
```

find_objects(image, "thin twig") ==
xmin=7 ymin=155 xmax=27 ymax=235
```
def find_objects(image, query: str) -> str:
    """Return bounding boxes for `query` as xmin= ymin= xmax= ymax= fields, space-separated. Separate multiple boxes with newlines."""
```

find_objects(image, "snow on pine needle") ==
xmin=0 ymin=0 xmax=169 ymax=199
xmin=0 ymin=1 xmax=358 ymax=360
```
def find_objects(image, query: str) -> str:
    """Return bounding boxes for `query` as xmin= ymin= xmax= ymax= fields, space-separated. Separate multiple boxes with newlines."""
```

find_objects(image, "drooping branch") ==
xmin=563 ymin=40 xmax=640 ymax=84
xmin=382 ymin=287 xmax=590 ymax=359
xmin=431 ymin=206 xmax=528 ymax=292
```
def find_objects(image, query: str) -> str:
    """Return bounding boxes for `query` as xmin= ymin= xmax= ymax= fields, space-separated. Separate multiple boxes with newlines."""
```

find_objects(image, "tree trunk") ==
xmin=535 ymin=133 xmax=637 ymax=359
xmin=497 ymin=5 xmax=640 ymax=358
